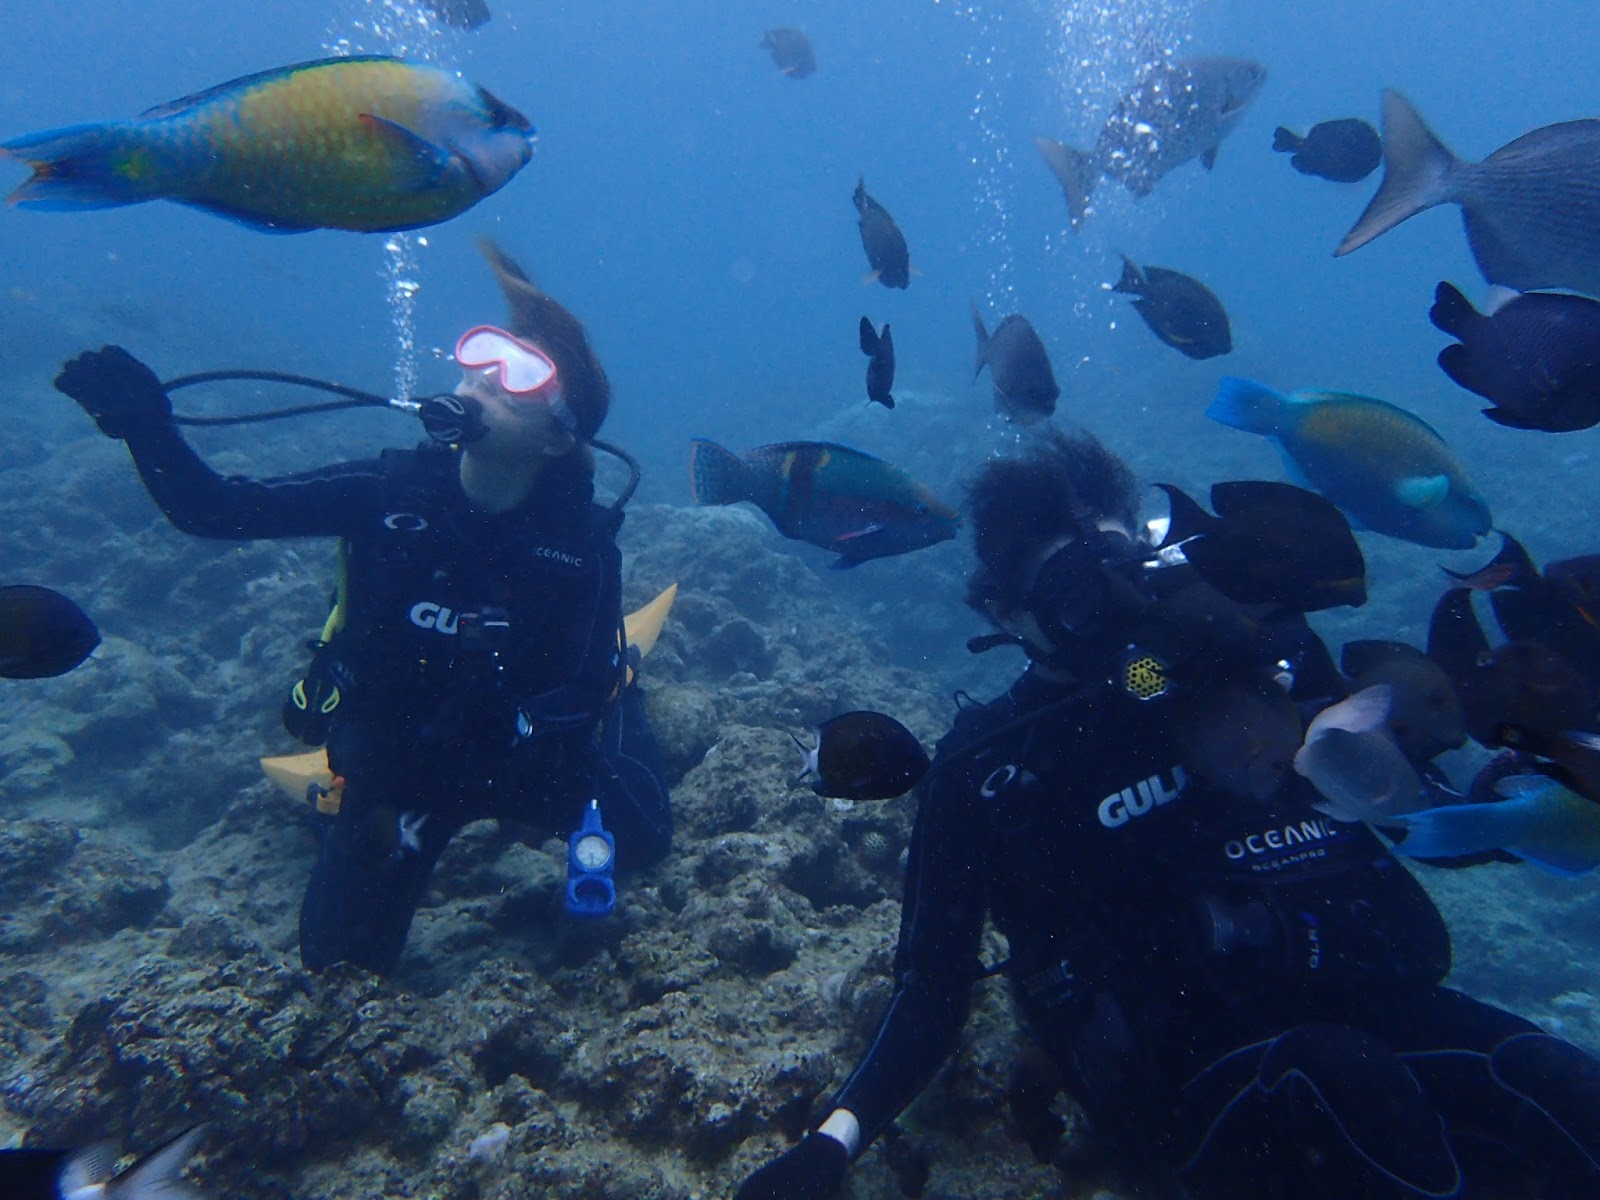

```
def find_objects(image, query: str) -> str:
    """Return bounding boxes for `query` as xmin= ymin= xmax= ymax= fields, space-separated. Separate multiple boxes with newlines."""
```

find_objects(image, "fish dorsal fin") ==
xmin=859 ymin=315 xmax=880 ymax=356
xmin=1113 ymin=255 xmax=1145 ymax=295
xmin=1307 ymin=684 xmax=1393 ymax=741
xmin=138 ymin=55 xmax=403 ymax=120
xmin=1396 ymin=474 xmax=1450 ymax=509
xmin=357 ymin=114 xmax=453 ymax=188
xmin=1153 ymin=483 xmax=1214 ymax=546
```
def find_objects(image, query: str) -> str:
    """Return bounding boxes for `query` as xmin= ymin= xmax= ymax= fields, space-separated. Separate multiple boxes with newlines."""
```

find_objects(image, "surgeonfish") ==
xmin=1430 ymin=282 xmax=1600 ymax=433
xmin=1034 ymin=56 xmax=1267 ymax=231
xmin=1340 ymin=640 xmax=1466 ymax=763
xmin=761 ymin=28 xmax=817 ymax=78
xmin=0 ymin=584 xmax=100 ymax=679
xmin=1112 ymin=256 xmax=1233 ymax=360
xmin=1207 ymin=376 xmax=1492 ymax=549
xmin=1393 ymin=775 xmax=1600 ymax=876
xmin=0 ymin=1124 xmax=208 ymax=1200
xmin=1272 ymin=118 xmax=1381 ymax=183
xmin=794 ymin=711 xmax=930 ymax=800
xmin=1294 ymin=685 xmax=1427 ymax=824
xmin=1156 ymin=480 xmax=1366 ymax=613
xmin=1 ymin=56 xmax=534 ymax=233
xmin=972 ymin=306 xmax=1059 ymax=424
xmin=1337 ymin=91 xmax=1600 ymax=298
xmin=859 ymin=317 xmax=896 ymax=409
xmin=853 ymin=178 xmax=911 ymax=289
xmin=688 ymin=439 xmax=959 ymax=568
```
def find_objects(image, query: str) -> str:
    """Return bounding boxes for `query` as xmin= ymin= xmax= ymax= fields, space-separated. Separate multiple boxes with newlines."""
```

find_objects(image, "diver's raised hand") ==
xmin=735 ymin=1133 xmax=849 ymax=1200
xmin=54 ymin=345 xmax=172 ymax=439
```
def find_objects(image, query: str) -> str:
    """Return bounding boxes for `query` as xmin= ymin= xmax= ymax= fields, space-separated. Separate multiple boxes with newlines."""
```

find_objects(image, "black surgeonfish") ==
xmin=858 ymin=317 xmax=895 ymax=409
xmin=1155 ymin=480 xmax=1366 ymax=613
xmin=972 ymin=305 xmax=1058 ymax=424
xmin=427 ymin=0 xmax=490 ymax=30
xmin=0 ymin=584 xmax=99 ymax=679
xmin=1461 ymin=535 xmax=1600 ymax=691
xmin=760 ymin=28 xmax=816 ymax=78
xmin=1113 ymin=255 xmax=1232 ymax=360
xmin=853 ymin=178 xmax=910 ymax=289
xmin=1430 ymin=282 xmax=1600 ymax=432
xmin=793 ymin=710 xmax=930 ymax=800
xmin=1272 ymin=118 xmax=1381 ymax=183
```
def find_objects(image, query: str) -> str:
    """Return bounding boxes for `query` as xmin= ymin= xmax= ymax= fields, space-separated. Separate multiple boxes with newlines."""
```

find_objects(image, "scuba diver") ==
xmin=736 ymin=428 xmax=1600 ymax=1200
xmin=53 ymin=241 xmax=672 ymax=976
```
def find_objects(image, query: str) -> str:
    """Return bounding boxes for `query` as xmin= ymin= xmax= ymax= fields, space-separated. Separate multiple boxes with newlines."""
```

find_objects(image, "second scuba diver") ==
xmin=737 ymin=428 xmax=1600 ymax=1200
xmin=53 ymin=241 xmax=672 ymax=976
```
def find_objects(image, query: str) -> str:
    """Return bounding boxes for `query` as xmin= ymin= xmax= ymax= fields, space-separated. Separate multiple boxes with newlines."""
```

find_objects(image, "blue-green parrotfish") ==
xmin=1207 ymin=377 xmax=1492 ymax=549
xmin=1 ymin=56 xmax=533 ymax=233
xmin=1393 ymin=774 xmax=1600 ymax=876
xmin=689 ymin=439 xmax=959 ymax=568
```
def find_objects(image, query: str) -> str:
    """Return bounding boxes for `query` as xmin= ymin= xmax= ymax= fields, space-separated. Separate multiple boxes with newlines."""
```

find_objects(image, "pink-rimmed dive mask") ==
xmin=454 ymin=325 xmax=579 ymax=436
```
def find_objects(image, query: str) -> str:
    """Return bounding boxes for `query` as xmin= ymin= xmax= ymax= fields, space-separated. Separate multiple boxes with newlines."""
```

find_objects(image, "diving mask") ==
xmin=1026 ymin=530 xmax=1150 ymax=649
xmin=454 ymin=325 xmax=578 ymax=436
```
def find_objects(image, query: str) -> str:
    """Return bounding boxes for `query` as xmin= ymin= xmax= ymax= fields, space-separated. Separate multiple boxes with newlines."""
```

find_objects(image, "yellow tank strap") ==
xmin=319 ymin=539 xmax=350 ymax=642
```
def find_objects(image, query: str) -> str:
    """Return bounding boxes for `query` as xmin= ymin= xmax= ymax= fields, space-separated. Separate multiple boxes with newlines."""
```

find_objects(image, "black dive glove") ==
xmin=55 ymin=345 xmax=172 ymax=440
xmin=735 ymin=1133 xmax=849 ymax=1200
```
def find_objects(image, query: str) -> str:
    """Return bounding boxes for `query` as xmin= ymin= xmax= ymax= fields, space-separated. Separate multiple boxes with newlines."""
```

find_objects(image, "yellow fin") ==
xmin=625 ymin=583 xmax=678 ymax=660
xmin=261 ymin=748 xmax=333 ymax=804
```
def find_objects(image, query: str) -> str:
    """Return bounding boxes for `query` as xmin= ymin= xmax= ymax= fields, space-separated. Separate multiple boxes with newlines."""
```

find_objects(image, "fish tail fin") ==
xmin=1153 ymin=483 xmax=1212 ymax=545
xmin=1 ymin=122 xmax=158 ymax=210
xmin=971 ymin=302 xmax=990 ymax=379
xmin=858 ymin=315 xmax=880 ymax=356
xmin=1033 ymin=136 xmax=1093 ymax=232
xmin=688 ymin=439 xmax=753 ymax=507
xmin=1429 ymin=281 xmax=1480 ymax=338
xmin=1395 ymin=802 xmax=1514 ymax=861
xmin=1271 ymin=126 xmax=1302 ymax=154
xmin=1207 ymin=376 xmax=1290 ymax=436
xmin=1112 ymin=254 xmax=1144 ymax=295
xmin=1336 ymin=90 xmax=1459 ymax=256
xmin=103 ymin=1123 xmax=208 ymax=1199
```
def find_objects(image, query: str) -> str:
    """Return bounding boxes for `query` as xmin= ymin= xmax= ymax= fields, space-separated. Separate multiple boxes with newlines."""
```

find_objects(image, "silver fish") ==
xmin=1338 ymin=91 xmax=1600 ymax=298
xmin=972 ymin=304 xmax=1059 ymax=424
xmin=1035 ymin=55 xmax=1267 ymax=231
xmin=1293 ymin=685 xmax=1426 ymax=824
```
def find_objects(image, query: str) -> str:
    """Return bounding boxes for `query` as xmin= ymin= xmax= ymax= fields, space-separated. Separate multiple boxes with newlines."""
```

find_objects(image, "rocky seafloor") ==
xmin=3 ymin=431 xmax=1599 ymax=1200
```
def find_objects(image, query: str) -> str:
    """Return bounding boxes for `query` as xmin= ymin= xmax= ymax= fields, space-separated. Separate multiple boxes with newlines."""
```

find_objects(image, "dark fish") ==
xmin=689 ymin=439 xmax=959 ymax=568
xmin=859 ymin=317 xmax=895 ymax=409
xmin=853 ymin=178 xmax=910 ymax=289
xmin=0 ymin=584 xmax=99 ymax=679
xmin=1156 ymin=480 xmax=1366 ymax=613
xmin=1443 ymin=531 xmax=1536 ymax=592
xmin=1208 ymin=377 xmax=1493 ymax=550
xmin=1173 ymin=678 xmax=1304 ymax=805
xmin=793 ymin=710 xmax=930 ymax=800
xmin=972 ymin=305 xmax=1059 ymax=424
xmin=1430 ymin=282 xmax=1600 ymax=432
xmin=427 ymin=0 xmax=491 ymax=30
xmin=1338 ymin=91 xmax=1600 ymax=297
xmin=1272 ymin=118 xmax=1381 ymax=183
xmin=1496 ymin=726 xmax=1600 ymax=805
xmin=1113 ymin=256 xmax=1232 ymax=360
xmin=1033 ymin=56 xmax=1268 ymax=231
xmin=1427 ymin=588 xmax=1595 ymax=745
xmin=1341 ymin=639 xmax=1466 ymax=762
xmin=1006 ymin=1044 xmax=1066 ymax=1165
xmin=0 ymin=1124 xmax=207 ymax=1200
xmin=760 ymin=28 xmax=816 ymax=79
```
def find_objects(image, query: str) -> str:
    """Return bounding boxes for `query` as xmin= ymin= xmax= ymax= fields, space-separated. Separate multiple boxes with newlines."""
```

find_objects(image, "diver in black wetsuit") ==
xmin=738 ymin=428 xmax=1600 ymax=1200
xmin=52 ymin=243 xmax=672 ymax=977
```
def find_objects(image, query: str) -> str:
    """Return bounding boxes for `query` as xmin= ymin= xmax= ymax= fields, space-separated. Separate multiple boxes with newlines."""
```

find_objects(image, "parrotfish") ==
xmin=1394 ymin=774 xmax=1600 ymax=876
xmin=1207 ymin=377 xmax=1492 ymax=549
xmin=1035 ymin=56 xmax=1267 ymax=231
xmin=1294 ymin=685 xmax=1427 ymax=825
xmin=688 ymin=439 xmax=959 ymax=568
xmin=1 ymin=56 xmax=534 ymax=233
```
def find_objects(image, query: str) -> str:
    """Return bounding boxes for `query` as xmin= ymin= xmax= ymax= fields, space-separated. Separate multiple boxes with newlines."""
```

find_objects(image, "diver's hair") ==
xmin=478 ymin=238 xmax=611 ymax=442
xmin=965 ymin=425 xmax=1140 ymax=615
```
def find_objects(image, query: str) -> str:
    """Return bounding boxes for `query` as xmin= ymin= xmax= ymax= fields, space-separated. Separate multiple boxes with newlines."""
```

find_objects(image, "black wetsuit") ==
xmin=833 ymin=652 xmax=1600 ymax=1198
xmin=121 ymin=423 xmax=672 ymax=974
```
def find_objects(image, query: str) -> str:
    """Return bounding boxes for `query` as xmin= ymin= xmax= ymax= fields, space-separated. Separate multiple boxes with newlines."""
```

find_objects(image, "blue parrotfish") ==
xmin=1 ymin=56 xmax=534 ymax=233
xmin=688 ymin=439 xmax=960 ymax=568
xmin=1393 ymin=774 xmax=1600 ymax=876
xmin=1207 ymin=376 xmax=1492 ymax=549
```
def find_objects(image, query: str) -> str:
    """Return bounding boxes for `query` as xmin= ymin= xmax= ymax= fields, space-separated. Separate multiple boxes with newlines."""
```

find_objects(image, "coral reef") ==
xmin=1 ymin=441 xmax=1595 ymax=1200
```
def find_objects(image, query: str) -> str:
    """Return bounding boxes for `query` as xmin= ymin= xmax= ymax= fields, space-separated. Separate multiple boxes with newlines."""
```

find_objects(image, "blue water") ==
xmin=5 ymin=0 xmax=1600 ymax=1190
